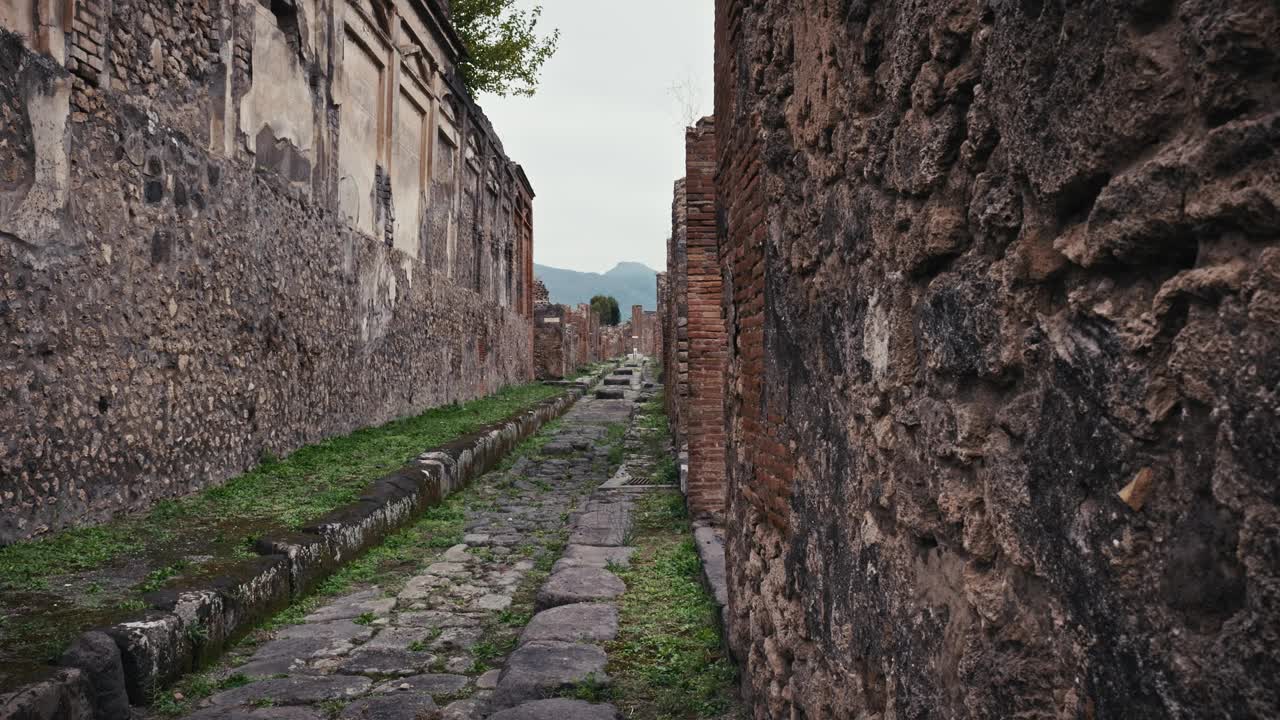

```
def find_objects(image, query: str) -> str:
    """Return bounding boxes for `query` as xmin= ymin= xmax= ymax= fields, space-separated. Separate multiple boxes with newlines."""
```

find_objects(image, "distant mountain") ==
xmin=534 ymin=261 xmax=659 ymax=311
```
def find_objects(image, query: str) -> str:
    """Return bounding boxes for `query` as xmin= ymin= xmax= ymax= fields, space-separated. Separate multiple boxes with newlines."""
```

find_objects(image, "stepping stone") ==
xmin=374 ymin=673 xmax=471 ymax=696
xmin=595 ymin=389 xmax=624 ymax=400
xmin=336 ymin=647 xmax=435 ymax=677
xmin=187 ymin=706 xmax=326 ymax=720
xmin=551 ymin=545 xmax=635 ymax=573
xmin=304 ymin=589 xmax=396 ymax=623
xmin=490 ymin=641 xmax=610 ymax=710
xmin=463 ymin=533 xmax=492 ymax=545
xmin=488 ymin=699 xmax=619 ymax=720
xmin=207 ymin=676 xmax=372 ymax=706
xmin=339 ymin=693 xmax=438 ymax=720
xmin=519 ymin=603 xmax=618 ymax=645
xmin=602 ymin=377 xmax=630 ymax=386
xmin=536 ymin=568 xmax=625 ymax=610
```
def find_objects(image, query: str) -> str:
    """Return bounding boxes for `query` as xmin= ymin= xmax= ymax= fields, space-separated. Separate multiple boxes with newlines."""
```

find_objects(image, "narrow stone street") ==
xmin=172 ymin=363 xmax=665 ymax=720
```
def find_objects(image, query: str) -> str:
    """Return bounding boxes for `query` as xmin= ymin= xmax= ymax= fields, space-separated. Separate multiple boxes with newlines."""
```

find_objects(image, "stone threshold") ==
xmin=0 ymin=377 xmax=606 ymax=720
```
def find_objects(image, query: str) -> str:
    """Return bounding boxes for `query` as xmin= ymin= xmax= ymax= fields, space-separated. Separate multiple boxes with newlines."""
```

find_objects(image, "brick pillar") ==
xmin=684 ymin=118 xmax=727 ymax=520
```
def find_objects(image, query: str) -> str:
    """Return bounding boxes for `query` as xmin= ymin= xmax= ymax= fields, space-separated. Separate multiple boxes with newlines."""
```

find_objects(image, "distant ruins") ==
xmin=0 ymin=0 xmax=536 ymax=543
xmin=663 ymin=0 xmax=1280 ymax=717
xmin=531 ymin=286 xmax=658 ymax=380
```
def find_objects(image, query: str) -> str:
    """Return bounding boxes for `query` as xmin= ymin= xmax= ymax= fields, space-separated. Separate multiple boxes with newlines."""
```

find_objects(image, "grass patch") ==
xmin=0 ymin=382 xmax=564 ymax=593
xmin=608 ymin=491 xmax=740 ymax=720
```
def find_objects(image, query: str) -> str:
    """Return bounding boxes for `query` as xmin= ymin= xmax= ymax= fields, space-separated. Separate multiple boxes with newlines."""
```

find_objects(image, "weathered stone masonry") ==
xmin=0 ymin=0 xmax=536 ymax=544
xmin=709 ymin=0 xmax=1280 ymax=718
xmin=683 ymin=119 xmax=728 ymax=521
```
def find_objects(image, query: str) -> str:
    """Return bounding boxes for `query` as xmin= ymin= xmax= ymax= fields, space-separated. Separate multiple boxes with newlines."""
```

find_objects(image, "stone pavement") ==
xmin=175 ymin=361 xmax=658 ymax=720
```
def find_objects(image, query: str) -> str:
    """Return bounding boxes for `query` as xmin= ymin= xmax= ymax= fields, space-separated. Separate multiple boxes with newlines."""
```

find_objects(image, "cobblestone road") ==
xmin=176 ymin=362 xmax=658 ymax=720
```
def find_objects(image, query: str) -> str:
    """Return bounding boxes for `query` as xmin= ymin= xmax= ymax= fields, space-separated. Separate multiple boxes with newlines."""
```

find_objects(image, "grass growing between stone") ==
xmin=0 ymin=381 xmax=564 ymax=688
xmin=606 ymin=492 xmax=740 ymax=719
xmin=146 ymin=409 xmax=588 ymax=717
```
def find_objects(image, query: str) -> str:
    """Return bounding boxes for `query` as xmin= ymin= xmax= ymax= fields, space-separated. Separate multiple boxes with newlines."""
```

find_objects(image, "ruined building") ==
xmin=665 ymin=0 xmax=1280 ymax=717
xmin=0 ymin=0 xmax=536 ymax=544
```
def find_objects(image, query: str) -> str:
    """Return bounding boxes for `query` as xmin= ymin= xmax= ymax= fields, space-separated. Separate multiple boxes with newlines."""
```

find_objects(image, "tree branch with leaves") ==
xmin=450 ymin=0 xmax=560 ymax=97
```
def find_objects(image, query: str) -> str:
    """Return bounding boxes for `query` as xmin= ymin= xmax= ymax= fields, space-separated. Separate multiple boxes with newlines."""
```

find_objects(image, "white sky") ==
xmin=477 ymin=0 xmax=714 ymax=274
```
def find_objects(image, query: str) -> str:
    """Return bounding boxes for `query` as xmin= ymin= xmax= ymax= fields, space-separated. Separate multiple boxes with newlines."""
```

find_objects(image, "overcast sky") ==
xmin=477 ymin=0 xmax=714 ymax=274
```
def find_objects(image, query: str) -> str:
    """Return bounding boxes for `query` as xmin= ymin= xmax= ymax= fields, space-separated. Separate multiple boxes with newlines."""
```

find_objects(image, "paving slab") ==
xmin=373 ymin=673 xmax=471 ymax=696
xmin=336 ymin=693 xmax=439 ymax=720
xmin=551 ymin=545 xmax=635 ymax=573
xmin=392 ymin=611 xmax=480 ymax=629
xmin=303 ymin=589 xmax=396 ymax=623
xmin=568 ymin=503 xmax=633 ymax=547
xmin=488 ymin=699 xmax=619 ymax=720
xmin=207 ymin=676 xmax=372 ymax=707
xmin=490 ymin=641 xmax=610 ymax=710
xmin=535 ymin=567 xmax=625 ymax=610
xmin=186 ymin=706 xmax=327 ymax=720
xmin=519 ymin=603 xmax=619 ymax=645
xmin=336 ymin=647 xmax=435 ymax=677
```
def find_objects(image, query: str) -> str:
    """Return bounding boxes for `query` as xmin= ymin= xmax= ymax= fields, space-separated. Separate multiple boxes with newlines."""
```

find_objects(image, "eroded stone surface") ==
xmin=373 ymin=673 xmax=470 ymax=696
xmin=535 ymin=568 xmax=625 ymax=611
xmin=337 ymin=693 xmax=438 ymax=720
xmin=491 ymin=642 xmax=610 ymax=710
xmin=207 ymin=676 xmax=372 ymax=706
xmin=519 ymin=604 xmax=619 ymax=646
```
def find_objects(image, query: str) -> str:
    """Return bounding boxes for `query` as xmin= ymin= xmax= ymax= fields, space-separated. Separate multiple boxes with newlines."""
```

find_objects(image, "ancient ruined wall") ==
xmin=533 ymin=303 xmax=578 ymax=380
xmin=0 ymin=0 xmax=535 ymax=543
xmin=715 ymin=0 xmax=1280 ymax=718
xmin=665 ymin=179 xmax=690 ymax=451
xmin=685 ymin=119 xmax=727 ymax=520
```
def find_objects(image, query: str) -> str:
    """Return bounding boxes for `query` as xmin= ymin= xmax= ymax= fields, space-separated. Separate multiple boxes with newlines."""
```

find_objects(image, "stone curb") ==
xmin=691 ymin=521 xmax=734 ymax=662
xmin=0 ymin=387 xmax=588 ymax=720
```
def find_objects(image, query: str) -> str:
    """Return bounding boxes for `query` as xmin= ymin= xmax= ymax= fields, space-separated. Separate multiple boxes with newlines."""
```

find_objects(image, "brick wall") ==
xmin=684 ymin=118 xmax=727 ymax=521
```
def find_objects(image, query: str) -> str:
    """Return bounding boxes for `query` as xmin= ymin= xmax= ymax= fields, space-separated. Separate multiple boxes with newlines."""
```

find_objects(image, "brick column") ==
xmin=684 ymin=118 xmax=727 ymax=520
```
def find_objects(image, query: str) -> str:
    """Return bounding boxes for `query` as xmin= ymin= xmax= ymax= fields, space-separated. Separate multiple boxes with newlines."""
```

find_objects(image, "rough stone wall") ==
xmin=685 ymin=119 xmax=728 ymax=521
xmin=664 ymin=179 xmax=690 ymax=451
xmin=0 ymin=0 xmax=536 ymax=543
xmin=714 ymin=0 xmax=1280 ymax=718
xmin=533 ymin=303 xmax=578 ymax=380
